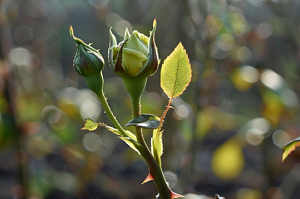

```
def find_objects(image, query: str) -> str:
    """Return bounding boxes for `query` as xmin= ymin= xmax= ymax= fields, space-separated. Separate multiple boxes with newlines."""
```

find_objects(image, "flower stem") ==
xmin=130 ymin=92 xmax=171 ymax=199
xmin=97 ymin=75 xmax=171 ymax=198
xmin=96 ymin=75 xmax=128 ymax=138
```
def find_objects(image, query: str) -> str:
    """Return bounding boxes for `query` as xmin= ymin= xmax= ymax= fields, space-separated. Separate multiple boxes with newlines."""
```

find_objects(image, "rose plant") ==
xmin=70 ymin=20 xmax=192 ymax=199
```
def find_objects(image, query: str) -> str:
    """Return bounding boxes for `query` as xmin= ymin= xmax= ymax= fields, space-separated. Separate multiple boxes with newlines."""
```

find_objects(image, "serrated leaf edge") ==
xmin=161 ymin=42 xmax=192 ymax=99
xmin=151 ymin=129 xmax=163 ymax=166
xmin=282 ymin=137 xmax=300 ymax=162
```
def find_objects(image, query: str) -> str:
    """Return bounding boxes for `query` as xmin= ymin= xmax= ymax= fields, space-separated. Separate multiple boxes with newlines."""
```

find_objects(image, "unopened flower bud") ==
xmin=108 ymin=20 xmax=159 ymax=103
xmin=70 ymin=26 xmax=104 ymax=95
xmin=108 ymin=19 xmax=159 ymax=78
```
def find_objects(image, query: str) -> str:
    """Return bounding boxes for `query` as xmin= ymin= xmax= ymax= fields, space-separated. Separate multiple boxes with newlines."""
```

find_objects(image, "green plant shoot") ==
xmin=71 ymin=20 xmax=189 ymax=199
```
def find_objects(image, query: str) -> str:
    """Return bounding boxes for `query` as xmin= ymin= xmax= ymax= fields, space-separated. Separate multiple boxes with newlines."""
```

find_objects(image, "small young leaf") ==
xmin=125 ymin=114 xmax=160 ymax=129
xmin=119 ymin=137 xmax=142 ymax=155
xmin=81 ymin=118 xmax=98 ymax=131
xmin=160 ymin=42 xmax=192 ymax=99
xmin=282 ymin=137 xmax=300 ymax=162
xmin=151 ymin=129 xmax=163 ymax=166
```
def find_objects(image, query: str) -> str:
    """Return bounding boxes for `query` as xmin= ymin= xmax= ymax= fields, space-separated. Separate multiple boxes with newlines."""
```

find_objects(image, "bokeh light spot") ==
xmin=163 ymin=170 xmax=178 ymax=188
xmin=272 ymin=130 xmax=290 ymax=148
xmin=261 ymin=69 xmax=284 ymax=91
xmin=174 ymin=104 xmax=190 ymax=120
xmin=256 ymin=22 xmax=273 ymax=39
xmin=232 ymin=66 xmax=258 ymax=91
xmin=114 ymin=20 xmax=132 ymax=37
xmin=218 ymin=34 xmax=236 ymax=51
xmin=97 ymin=137 xmax=114 ymax=157
xmin=211 ymin=139 xmax=245 ymax=180
xmin=240 ymin=66 xmax=259 ymax=83
xmin=236 ymin=188 xmax=263 ymax=199
xmin=52 ymin=171 xmax=77 ymax=192
xmin=9 ymin=47 xmax=31 ymax=66
xmin=83 ymin=133 xmax=101 ymax=152
xmin=80 ymin=101 xmax=101 ymax=120
xmin=281 ymin=89 xmax=299 ymax=108
xmin=236 ymin=47 xmax=251 ymax=62
xmin=240 ymin=118 xmax=271 ymax=146
xmin=106 ymin=13 xmax=122 ymax=27
xmin=246 ymin=132 xmax=264 ymax=146
xmin=230 ymin=13 xmax=249 ymax=36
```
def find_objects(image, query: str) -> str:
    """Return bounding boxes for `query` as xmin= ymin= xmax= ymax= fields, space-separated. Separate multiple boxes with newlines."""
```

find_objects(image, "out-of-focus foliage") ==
xmin=1 ymin=0 xmax=300 ymax=199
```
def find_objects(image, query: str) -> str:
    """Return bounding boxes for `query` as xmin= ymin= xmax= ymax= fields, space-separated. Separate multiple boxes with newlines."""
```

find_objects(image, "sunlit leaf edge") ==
xmin=282 ymin=137 xmax=300 ymax=162
xmin=151 ymin=129 xmax=163 ymax=165
xmin=125 ymin=114 xmax=160 ymax=129
xmin=160 ymin=42 xmax=192 ymax=99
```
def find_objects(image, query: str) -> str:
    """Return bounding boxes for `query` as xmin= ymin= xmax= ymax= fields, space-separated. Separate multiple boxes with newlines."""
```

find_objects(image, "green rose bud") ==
xmin=70 ymin=26 xmax=105 ymax=96
xmin=108 ymin=19 xmax=159 ymax=78
xmin=108 ymin=20 xmax=159 ymax=106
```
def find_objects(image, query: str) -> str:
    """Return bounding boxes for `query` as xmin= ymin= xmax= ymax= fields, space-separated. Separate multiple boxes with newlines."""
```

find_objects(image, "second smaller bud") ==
xmin=70 ymin=26 xmax=105 ymax=96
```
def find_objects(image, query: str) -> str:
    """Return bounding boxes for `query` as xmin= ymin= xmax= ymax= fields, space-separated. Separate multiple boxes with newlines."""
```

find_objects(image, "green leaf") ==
xmin=151 ymin=129 xmax=163 ymax=166
xmin=160 ymin=42 xmax=192 ymax=98
xmin=81 ymin=118 xmax=140 ymax=155
xmin=119 ymin=136 xmax=143 ymax=155
xmin=125 ymin=114 xmax=160 ymax=129
xmin=104 ymin=125 xmax=141 ymax=154
xmin=282 ymin=137 xmax=300 ymax=162
xmin=106 ymin=126 xmax=137 ymax=141
xmin=81 ymin=118 xmax=98 ymax=131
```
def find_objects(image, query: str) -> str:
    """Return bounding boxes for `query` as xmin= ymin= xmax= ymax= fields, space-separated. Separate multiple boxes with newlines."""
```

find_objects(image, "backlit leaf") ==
xmin=125 ymin=114 xmax=160 ymax=129
xmin=106 ymin=126 xmax=137 ymax=141
xmin=160 ymin=42 xmax=192 ymax=98
xmin=151 ymin=129 xmax=163 ymax=166
xmin=282 ymin=137 xmax=300 ymax=162
xmin=81 ymin=118 xmax=98 ymax=131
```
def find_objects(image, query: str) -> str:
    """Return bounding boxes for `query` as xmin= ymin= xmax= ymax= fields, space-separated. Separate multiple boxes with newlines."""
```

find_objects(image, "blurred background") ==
xmin=1 ymin=0 xmax=300 ymax=198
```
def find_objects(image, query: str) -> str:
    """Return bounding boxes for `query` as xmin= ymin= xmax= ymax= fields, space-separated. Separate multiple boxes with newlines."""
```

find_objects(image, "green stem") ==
xmin=130 ymin=91 xmax=171 ymax=199
xmin=97 ymin=76 xmax=171 ymax=198
xmin=96 ymin=84 xmax=128 ymax=137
